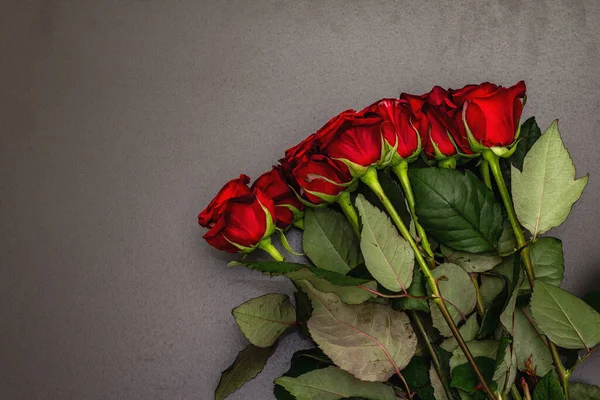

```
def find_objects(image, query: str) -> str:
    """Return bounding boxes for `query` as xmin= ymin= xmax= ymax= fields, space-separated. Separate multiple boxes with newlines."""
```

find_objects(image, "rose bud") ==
xmin=362 ymin=98 xmax=421 ymax=165
xmin=197 ymin=174 xmax=252 ymax=227
xmin=450 ymin=81 xmax=526 ymax=154
xmin=315 ymin=109 xmax=385 ymax=177
xmin=287 ymin=154 xmax=353 ymax=205
xmin=401 ymin=87 xmax=470 ymax=160
xmin=251 ymin=166 xmax=304 ymax=229
xmin=201 ymin=189 xmax=276 ymax=253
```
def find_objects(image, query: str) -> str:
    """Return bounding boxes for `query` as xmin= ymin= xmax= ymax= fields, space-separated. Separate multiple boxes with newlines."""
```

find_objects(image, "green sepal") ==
xmin=278 ymin=204 xmax=305 ymax=225
xmin=383 ymin=123 xmax=423 ymax=166
xmin=260 ymin=200 xmax=277 ymax=240
xmin=223 ymin=235 xmax=258 ymax=253
xmin=332 ymin=157 xmax=370 ymax=178
xmin=303 ymin=188 xmax=343 ymax=204
xmin=438 ymin=157 xmax=457 ymax=169
xmin=489 ymin=139 xmax=520 ymax=158
xmin=277 ymin=229 xmax=304 ymax=256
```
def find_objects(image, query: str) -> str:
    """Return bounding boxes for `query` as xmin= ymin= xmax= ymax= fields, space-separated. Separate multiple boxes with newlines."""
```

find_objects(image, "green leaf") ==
xmin=286 ymin=269 xmax=376 ymax=305
xmin=301 ymin=281 xmax=417 ymax=381
xmin=241 ymin=261 xmax=371 ymax=286
xmin=498 ymin=220 xmax=517 ymax=255
xmin=429 ymin=364 xmax=450 ymax=400
xmin=441 ymin=245 xmax=503 ymax=273
xmin=436 ymin=345 xmax=453 ymax=377
xmin=499 ymin=270 xmax=522 ymax=333
xmin=533 ymin=372 xmax=565 ymax=400
xmin=274 ymin=348 xmax=333 ymax=400
xmin=500 ymin=270 xmax=554 ymax=376
xmin=355 ymin=195 xmax=414 ymax=292
xmin=429 ymin=263 xmax=477 ymax=337
xmin=477 ymin=281 xmax=509 ymax=339
xmin=392 ymin=269 xmax=429 ymax=312
xmin=569 ymin=382 xmax=600 ymax=399
xmin=215 ymin=344 xmax=276 ymax=400
xmin=275 ymin=366 xmax=397 ymax=400
xmin=441 ymin=314 xmax=479 ymax=352
xmin=457 ymin=390 xmax=487 ymax=400
xmin=401 ymin=356 xmax=436 ymax=400
xmin=531 ymin=280 xmax=600 ymax=349
xmin=512 ymin=120 xmax=589 ymax=238
xmin=480 ymin=275 xmax=505 ymax=309
xmin=449 ymin=339 xmax=516 ymax=393
xmin=303 ymin=207 xmax=362 ymax=274
xmin=232 ymin=293 xmax=296 ymax=348
xmin=450 ymin=340 xmax=499 ymax=371
xmin=514 ymin=306 xmax=554 ymax=376
xmin=493 ymin=335 xmax=517 ymax=393
xmin=450 ymin=357 xmax=497 ymax=394
xmin=512 ymin=117 xmax=542 ymax=172
xmin=492 ymin=253 xmax=521 ymax=292
xmin=519 ymin=238 xmax=564 ymax=291
xmin=409 ymin=168 xmax=504 ymax=253
xmin=294 ymin=287 xmax=312 ymax=338
xmin=583 ymin=290 xmax=600 ymax=313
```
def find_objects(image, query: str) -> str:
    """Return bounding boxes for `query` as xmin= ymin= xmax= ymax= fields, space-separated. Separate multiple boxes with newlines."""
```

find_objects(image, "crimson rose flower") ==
xmin=198 ymin=174 xmax=252 ymax=227
xmin=200 ymin=187 xmax=276 ymax=253
xmin=252 ymin=166 xmax=304 ymax=229
xmin=284 ymin=154 xmax=352 ymax=205
xmin=315 ymin=109 xmax=384 ymax=176
xmin=401 ymin=86 xmax=474 ymax=160
xmin=450 ymin=81 xmax=526 ymax=150
xmin=362 ymin=99 xmax=421 ymax=163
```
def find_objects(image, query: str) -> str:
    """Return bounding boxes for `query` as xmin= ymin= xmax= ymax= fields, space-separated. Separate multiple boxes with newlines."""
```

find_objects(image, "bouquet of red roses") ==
xmin=198 ymin=82 xmax=599 ymax=400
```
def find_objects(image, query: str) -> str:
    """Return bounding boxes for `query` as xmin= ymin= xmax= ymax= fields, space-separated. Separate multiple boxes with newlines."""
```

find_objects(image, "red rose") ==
xmin=315 ymin=110 xmax=384 ymax=175
xmin=252 ymin=166 xmax=304 ymax=229
xmin=197 ymin=174 xmax=252 ymax=227
xmin=450 ymin=81 xmax=526 ymax=149
xmin=283 ymin=133 xmax=317 ymax=163
xmin=401 ymin=87 xmax=470 ymax=159
xmin=362 ymin=99 xmax=421 ymax=162
xmin=287 ymin=154 xmax=352 ymax=205
xmin=202 ymin=189 xmax=276 ymax=253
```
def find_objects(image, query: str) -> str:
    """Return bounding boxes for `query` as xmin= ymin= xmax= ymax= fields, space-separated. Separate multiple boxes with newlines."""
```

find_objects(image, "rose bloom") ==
xmin=314 ymin=109 xmax=384 ymax=174
xmin=251 ymin=166 xmax=303 ymax=229
xmin=281 ymin=153 xmax=352 ymax=205
xmin=401 ymin=86 xmax=469 ymax=159
xmin=197 ymin=174 xmax=252 ymax=227
xmin=199 ymin=180 xmax=276 ymax=253
xmin=450 ymin=81 xmax=527 ymax=149
xmin=362 ymin=98 xmax=421 ymax=162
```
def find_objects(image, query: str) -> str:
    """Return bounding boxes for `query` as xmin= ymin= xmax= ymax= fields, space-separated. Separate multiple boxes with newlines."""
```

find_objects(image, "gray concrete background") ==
xmin=1 ymin=1 xmax=599 ymax=399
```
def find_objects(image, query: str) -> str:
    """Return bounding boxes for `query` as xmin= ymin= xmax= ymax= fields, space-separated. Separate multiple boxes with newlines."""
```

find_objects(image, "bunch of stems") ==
xmin=260 ymin=152 xmax=584 ymax=400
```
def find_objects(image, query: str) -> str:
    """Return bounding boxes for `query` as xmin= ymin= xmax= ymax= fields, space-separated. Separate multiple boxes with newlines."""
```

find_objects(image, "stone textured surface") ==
xmin=1 ymin=1 xmax=599 ymax=399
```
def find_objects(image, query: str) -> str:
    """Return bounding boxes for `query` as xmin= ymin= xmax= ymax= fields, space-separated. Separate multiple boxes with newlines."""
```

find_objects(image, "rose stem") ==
xmin=470 ymin=273 xmax=485 ymax=317
xmin=336 ymin=190 xmax=360 ymax=237
xmin=483 ymin=150 xmax=569 ymax=398
xmin=391 ymin=161 xmax=435 ymax=268
xmin=361 ymin=166 xmax=497 ymax=400
xmin=257 ymin=237 xmax=285 ymax=261
xmin=482 ymin=150 xmax=535 ymax=288
xmin=409 ymin=310 xmax=453 ymax=399
xmin=511 ymin=385 xmax=524 ymax=400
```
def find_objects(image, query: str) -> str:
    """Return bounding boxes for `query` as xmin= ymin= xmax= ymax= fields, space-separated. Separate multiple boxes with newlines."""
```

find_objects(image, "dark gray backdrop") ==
xmin=1 ymin=1 xmax=599 ymax=399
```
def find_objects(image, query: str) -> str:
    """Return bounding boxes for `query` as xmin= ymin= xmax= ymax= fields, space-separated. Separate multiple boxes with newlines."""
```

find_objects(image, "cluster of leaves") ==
xmin=214 ymin=119 xmax=600 ymax=400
